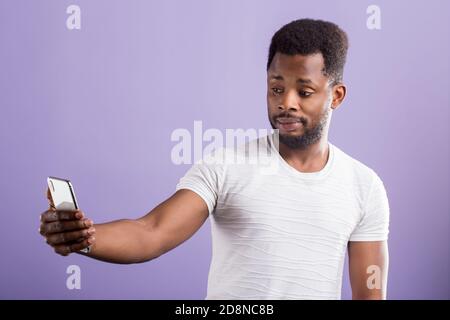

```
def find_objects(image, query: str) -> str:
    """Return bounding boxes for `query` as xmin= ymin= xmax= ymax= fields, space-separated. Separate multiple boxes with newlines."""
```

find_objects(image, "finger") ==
xmin=43 ymin=218 xmax=93 ymax=234
xmin=46 ymin=227 xmax=96 ymax=245
xmin=39 ymin=223 xmax=46 ymax=236
xmin=56 ymin=210 xmax=84 ymax=221
xmin=40 ymin=210 xmax=58 ymax=223
xmin=53 ymin=236 xmax=95 ymax=256
xmin=47 ymin=188 xmax=56 ymax=209
xmin=40 ymin=209 xmax=84 ymax=223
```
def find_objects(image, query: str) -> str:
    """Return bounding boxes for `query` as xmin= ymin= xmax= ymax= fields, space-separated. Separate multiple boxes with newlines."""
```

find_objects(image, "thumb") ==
xmin=46 ymin=187 xmax=56 ymax=210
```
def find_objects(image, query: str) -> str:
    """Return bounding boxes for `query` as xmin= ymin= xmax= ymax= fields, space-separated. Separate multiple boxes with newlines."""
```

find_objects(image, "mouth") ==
xmin=275 ymin=117 xmax=303 ymax=132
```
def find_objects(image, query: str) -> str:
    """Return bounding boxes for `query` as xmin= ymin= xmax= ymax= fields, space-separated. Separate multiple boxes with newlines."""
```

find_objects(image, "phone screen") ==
xmin=47 ymin=177 xmax=78 ymax=211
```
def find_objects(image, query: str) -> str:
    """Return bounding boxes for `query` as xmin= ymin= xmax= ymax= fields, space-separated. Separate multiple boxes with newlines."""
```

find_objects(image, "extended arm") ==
xmin=40 ymin=189 xmax=209 ymax=264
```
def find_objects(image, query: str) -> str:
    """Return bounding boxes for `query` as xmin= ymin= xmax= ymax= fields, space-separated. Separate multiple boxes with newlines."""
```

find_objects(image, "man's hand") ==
xmin=39 ymin=188 xmax=96 ymax=256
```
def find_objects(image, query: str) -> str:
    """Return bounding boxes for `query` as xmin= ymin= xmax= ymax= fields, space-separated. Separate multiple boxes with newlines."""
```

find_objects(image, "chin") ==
xmin=278 ymin=128 xmax=304 ymax=137
xmin=279 ymin=131 xmax=303 ymax=140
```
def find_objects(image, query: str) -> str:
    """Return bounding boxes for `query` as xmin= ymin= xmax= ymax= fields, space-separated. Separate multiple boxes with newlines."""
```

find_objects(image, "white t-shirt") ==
xmin=176 ymin=134 xmax=390 ymax=300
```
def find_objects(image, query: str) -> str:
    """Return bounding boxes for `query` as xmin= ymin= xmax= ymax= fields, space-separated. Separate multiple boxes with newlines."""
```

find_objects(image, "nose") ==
xmin=278 ymin=89 xmax=300 ymax=112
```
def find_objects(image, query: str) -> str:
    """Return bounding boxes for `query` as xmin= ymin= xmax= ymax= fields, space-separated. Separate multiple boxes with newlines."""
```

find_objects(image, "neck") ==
xmin=278 ymin=135 xmax=330 ymax=173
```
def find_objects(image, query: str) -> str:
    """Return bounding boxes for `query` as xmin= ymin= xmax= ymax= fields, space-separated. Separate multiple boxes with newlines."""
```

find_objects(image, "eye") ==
xmin=299 ymin=90 xmax=313 ymax=97
xmin=271 ymin=87 xmax=283 ymax=95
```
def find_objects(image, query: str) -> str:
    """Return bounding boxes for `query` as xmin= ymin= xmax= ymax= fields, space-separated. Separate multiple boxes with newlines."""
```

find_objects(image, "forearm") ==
xmin=79 ymin=218 xmax=163 ymax=264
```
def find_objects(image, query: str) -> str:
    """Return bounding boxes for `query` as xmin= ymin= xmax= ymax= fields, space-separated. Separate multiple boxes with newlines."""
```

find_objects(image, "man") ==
xmin=39 ymin=19 xmax=389 ymax=300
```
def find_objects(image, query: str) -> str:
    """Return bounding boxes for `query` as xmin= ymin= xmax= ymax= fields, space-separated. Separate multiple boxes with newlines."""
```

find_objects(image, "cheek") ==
xmin=303 ymin=94 xmax=328 ymax=112
xmin=266 ymin=93 xmax=277 ymax=109
xmin=267 ymin=91 xmax=282 ymax=105
xmin=308 ymin=106 xmax=329 ymax=126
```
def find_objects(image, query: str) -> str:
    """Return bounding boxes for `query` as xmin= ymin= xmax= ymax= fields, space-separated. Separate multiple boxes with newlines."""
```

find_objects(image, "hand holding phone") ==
xmin=39 ymin=177 xmax=96 ymax=256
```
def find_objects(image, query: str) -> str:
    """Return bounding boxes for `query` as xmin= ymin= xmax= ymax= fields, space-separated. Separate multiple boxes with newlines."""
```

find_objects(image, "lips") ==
xmin=276 ymin=117 xmax=302 ymax=132
xmin=276 ymin=117 xmax=301 ymax=124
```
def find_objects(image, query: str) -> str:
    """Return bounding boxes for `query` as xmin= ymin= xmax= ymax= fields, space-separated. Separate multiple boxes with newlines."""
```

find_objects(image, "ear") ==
xmin=330 ymin=83 xmax=347 ymax=110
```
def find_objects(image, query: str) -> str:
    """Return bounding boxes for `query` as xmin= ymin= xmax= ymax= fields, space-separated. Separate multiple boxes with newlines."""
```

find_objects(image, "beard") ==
xmin=269 ymin=107 xmax=330 ymax=150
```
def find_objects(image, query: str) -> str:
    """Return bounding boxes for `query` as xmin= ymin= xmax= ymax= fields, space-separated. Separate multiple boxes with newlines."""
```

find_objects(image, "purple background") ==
xmin=0 ymin=0 xmax=448 ymax=299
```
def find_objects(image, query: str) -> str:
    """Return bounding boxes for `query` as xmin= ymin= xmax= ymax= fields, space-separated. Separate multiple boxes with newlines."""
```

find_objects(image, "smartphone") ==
xmin=47 ymin=176 xmax=78 ymax=211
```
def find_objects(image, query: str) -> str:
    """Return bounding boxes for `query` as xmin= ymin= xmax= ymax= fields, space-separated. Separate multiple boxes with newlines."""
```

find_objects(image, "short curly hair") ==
xmin=267 ymin=19 xmax=349 ymax=85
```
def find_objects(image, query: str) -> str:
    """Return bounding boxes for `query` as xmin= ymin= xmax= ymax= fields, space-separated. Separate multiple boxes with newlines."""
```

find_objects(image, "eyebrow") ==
xmin=269 ymin=74 xmax=315 ymax=86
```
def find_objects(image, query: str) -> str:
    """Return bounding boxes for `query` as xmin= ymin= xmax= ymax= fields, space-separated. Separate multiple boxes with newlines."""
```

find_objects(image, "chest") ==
xmin=215 ymin=172 xmax=361 ymax=240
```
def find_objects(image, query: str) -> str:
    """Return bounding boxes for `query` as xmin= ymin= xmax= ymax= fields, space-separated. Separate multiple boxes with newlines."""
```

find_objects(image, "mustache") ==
xmin=273 ymin=113 xmax=307 ymax=125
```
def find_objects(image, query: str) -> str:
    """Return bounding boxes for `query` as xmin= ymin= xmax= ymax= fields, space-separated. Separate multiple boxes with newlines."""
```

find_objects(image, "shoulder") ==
xmin=331 ymin=143 xmax=384 ymax=191
xmin=202 ymin=135 xmax=271 ymax=165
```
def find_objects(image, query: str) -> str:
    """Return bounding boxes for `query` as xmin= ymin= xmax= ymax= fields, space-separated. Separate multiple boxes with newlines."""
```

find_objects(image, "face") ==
xmin=267 ymin=53 xmax=345 ymax=149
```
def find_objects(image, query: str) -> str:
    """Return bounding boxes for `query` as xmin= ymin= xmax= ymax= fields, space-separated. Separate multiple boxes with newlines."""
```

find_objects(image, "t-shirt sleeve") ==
xmin=349 ymin=171 xmax=390 ymax=242
xmin=175 ymin=155 xmax=224 ymax=215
